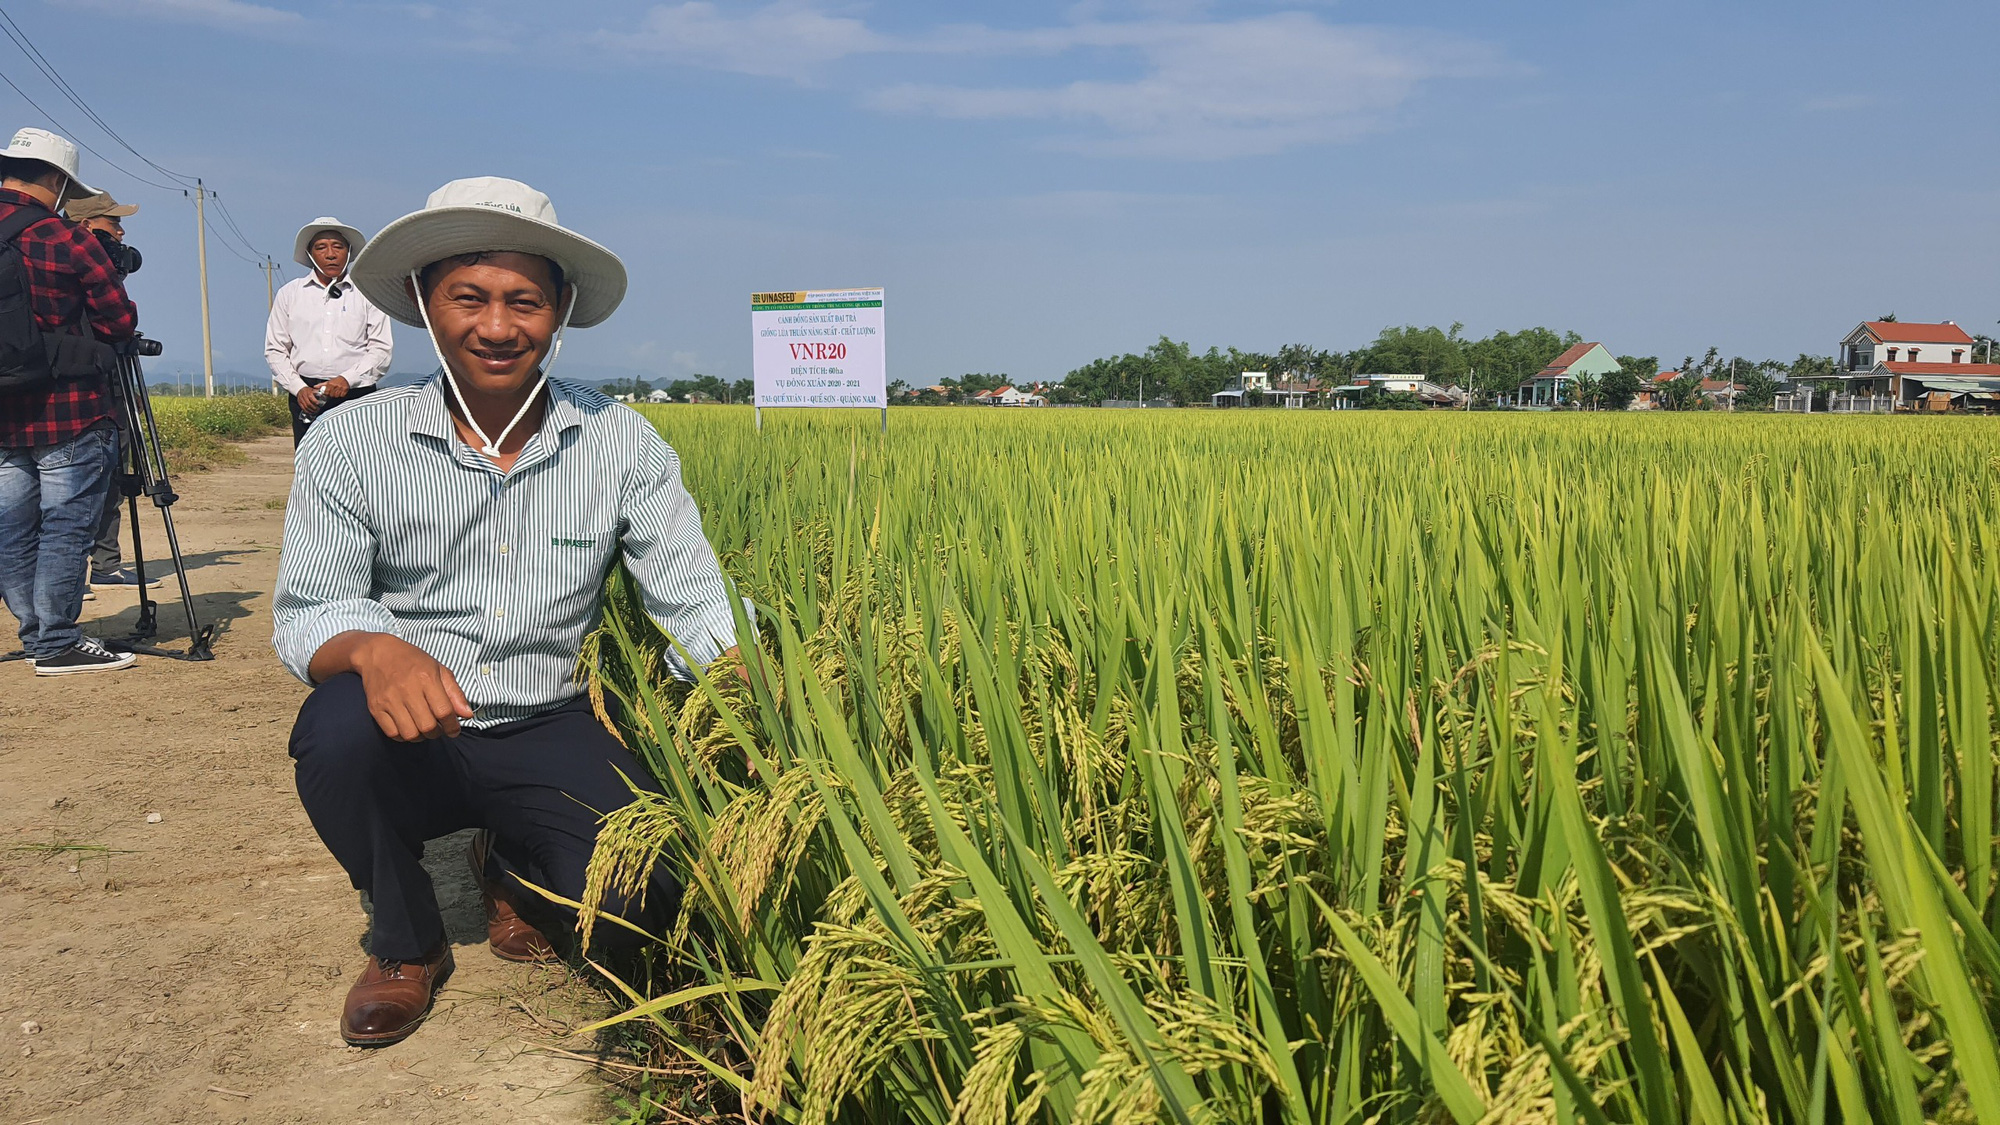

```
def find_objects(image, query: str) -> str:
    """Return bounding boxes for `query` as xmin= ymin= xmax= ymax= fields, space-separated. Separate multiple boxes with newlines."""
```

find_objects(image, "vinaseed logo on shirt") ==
xmin=552 ymin=536 xmax=594 ymax=548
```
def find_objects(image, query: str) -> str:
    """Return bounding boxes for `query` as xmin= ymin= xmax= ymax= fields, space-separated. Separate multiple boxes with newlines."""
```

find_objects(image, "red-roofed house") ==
xmin=1836 ymin=320 xmax=2000 ymax=406
xmin=1630 ymin=370 xmax=1681 ymax=410
xmin=1520 ymin=342 xmax=1620 ymax=406
xmin=972 ymin=385 xmax=1046 ymax=406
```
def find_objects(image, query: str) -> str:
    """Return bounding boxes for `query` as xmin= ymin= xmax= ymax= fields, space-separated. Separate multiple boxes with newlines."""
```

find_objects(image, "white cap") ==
xmin=4 ymin=128 xmax=100 ymax=199
xmin=351 ymin=177 xmax=626 ymax=328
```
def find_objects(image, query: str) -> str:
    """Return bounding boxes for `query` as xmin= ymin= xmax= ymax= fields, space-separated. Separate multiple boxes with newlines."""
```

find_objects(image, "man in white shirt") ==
xmin=264 ymin=218 xmax=393 ymax=446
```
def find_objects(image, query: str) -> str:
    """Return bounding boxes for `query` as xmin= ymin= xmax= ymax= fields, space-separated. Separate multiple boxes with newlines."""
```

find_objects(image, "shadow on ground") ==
xmin=355 ymin=829 xmax=491 ymax=955
xmin=85 ymin=588 xmax=265 ymax=647
xmin=118 ymin=545 xmax=267 ymax=577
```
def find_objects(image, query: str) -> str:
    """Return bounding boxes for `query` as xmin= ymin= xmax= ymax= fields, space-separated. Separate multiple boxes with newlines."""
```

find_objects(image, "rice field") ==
xmin=147 ymin=391 xmax=291 ymax=470
xmin=581 ymin=406 xmax=2000 ymax=1124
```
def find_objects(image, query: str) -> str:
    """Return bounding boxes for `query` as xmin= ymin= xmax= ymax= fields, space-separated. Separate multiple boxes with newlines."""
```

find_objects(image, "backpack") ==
xmin=0 ymin=203 xmax=114 ymax=397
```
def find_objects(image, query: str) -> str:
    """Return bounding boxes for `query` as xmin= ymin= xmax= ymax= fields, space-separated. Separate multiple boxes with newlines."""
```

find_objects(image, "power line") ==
xmin=201 ymin=209 xmax=262 ymax=266
xmin=204 ymin=194 xmax=271 ymax=265
xmin=0 ymin=5 xmax=196 ymax=187
xmin=0 ymin=68 xmax=184 ymax=192
xmin=186 ymin=184 xmax=260 ymax=266
xmin=0 ymin=6 xmax=275 ymax=266
xmin=208 ymin=192 xmax=267 ymax=259
xmin=0 ymin=74 xmax=270 ymax=268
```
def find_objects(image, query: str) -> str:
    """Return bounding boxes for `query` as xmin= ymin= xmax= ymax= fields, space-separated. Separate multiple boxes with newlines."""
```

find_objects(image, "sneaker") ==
xmin=34 ymin=637 xmax=137 ymax=676
xmin=89 ymin=569 xmax=164 ymax=589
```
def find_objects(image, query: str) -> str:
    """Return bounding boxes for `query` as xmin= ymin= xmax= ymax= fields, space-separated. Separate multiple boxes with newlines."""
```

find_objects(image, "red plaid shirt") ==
xmin=0 ymin=188 xmax=138 ymax=447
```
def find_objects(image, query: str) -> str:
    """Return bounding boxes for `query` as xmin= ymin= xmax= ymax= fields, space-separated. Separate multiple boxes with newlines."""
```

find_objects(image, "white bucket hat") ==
xmin=351 ymin=177 xmax=626 ymax=329
xmin=4 ymin=128 xmax=101 ymax=201
xmin=292 ymin=218 xmax=366 ymax=268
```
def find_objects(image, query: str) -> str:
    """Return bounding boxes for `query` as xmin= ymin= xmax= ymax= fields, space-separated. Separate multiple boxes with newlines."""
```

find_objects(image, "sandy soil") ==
xmin=0 ymin=434 xmax=614 ymax=1125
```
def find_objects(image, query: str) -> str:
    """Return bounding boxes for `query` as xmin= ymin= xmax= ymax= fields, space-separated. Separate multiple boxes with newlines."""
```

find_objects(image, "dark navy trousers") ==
xmin=288 ymin=672 xmax=677 ymax=961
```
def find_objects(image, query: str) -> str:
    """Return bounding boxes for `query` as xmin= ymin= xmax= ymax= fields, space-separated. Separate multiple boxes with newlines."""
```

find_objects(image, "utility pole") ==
xmin=260 ymin=255 xmax=277 ymax=309
xmin=191 ymin=179 xmax=215 ymax=398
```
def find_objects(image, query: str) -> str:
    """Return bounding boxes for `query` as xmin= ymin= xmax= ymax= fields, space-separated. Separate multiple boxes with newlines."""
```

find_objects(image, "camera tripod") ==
xmin=109 ymin=336 xmax=214 ymax=661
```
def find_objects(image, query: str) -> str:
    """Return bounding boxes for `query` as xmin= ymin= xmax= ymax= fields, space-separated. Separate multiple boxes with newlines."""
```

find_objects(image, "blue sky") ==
xmin=8 ymin=0 xmax=1997 ymax=384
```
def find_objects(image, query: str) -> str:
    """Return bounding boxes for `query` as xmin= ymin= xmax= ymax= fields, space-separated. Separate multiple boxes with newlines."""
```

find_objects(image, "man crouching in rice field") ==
xmin=271 ymin=177 xmax=742 ymax=1047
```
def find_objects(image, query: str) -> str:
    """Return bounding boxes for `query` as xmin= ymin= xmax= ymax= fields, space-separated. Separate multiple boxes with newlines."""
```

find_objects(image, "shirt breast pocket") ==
xmin=334 ymin=307 xmax=373 ymax=348
xmin=543 ymin=530 xmax=616 ymax=614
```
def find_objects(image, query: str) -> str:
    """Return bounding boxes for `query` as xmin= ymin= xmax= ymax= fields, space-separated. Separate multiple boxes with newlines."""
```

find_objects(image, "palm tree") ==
xmin=1660 ymin=372 xmax=1704 ymax=411
xmin=1569 ymin=371 xmax=1604 ymax=410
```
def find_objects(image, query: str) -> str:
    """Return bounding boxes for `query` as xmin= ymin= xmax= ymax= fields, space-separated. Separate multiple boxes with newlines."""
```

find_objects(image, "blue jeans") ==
xmin=0 ymin=424 xmax=117 ymax=657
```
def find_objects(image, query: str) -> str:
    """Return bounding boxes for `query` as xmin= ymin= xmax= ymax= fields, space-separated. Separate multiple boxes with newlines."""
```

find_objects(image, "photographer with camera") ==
xmin=265 ymin=218 xmax=391 ymax=446
xmin=62 ymin=189 xmax=156 ymax=591
xmin=66 ymin=191 xmax=139 ymax=272
xmin=0 ymin=128 xmax=140 ymax=675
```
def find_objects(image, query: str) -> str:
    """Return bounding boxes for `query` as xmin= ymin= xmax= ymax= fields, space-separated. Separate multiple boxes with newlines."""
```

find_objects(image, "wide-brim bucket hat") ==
xmin=5 ymin=128 xmax=100 ymax=200
xmin=293 ymin=218 xmax=367 ymax=268
xmin=351 ymin=177 xmax=626 ymax=329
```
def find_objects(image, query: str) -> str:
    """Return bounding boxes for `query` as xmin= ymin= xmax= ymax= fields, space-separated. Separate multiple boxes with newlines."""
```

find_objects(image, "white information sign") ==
xmin=751 ymin=287 xmax=886 ymax=410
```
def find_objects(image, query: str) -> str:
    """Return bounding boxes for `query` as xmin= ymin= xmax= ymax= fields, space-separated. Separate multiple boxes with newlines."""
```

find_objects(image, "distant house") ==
xmin=1326 ymin=375 xmax=1466 ymax=408
xmin=1835 ymin=320 xmax=2000 ymax=408
xmin=1211 ymin=370 xmax=1299 ymax=408
xmin=1520 ymin=342 xmax=1620 ymax=407
xmin=1630 ymin=371 xmax=1679 ymax=410
xmin=1698 ymin=377 xmax=1744 ymax=408
xmin=646 ymin=389 xmax=674 ymax=403
xmin=972 ymin=385 xmax=1045 ymax=406
xmin=1269 ymin=379 xmax=1320 ymax=408
xmin=994 ymin=386 xmax=1045 ymax=406
xmin=1628 ymin=370 xmax=1744 ymax=410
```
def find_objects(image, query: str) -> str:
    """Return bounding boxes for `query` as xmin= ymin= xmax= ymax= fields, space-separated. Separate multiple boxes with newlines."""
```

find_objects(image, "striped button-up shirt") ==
xmin=272 ymin=375 xmax=740 ymax=727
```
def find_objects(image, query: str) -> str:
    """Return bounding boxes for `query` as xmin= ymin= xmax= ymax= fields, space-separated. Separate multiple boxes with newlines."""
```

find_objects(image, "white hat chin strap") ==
xmin=410 ymin=269 xmax=576 ymax=458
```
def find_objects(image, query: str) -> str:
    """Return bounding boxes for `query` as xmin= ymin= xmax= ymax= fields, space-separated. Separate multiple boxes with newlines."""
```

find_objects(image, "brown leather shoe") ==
xmin=468 ymin=830 xmax=559 ymax=963
xmin=340 ymin=944 xmax=453 ymax=1047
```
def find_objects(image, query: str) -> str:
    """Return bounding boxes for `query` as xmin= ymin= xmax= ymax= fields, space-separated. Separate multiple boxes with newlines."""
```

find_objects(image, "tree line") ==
xmin=607 ymin=324 xmax=1859 ymax=412
xmin=600 ymin=375 xmax=756 ymax=404
xmin=1029 ymin=326 xmax=1839 ymax=409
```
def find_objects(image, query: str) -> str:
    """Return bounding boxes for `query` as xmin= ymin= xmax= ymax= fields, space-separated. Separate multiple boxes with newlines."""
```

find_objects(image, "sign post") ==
xmin=751 ymin=287 xmax=887 ymax=432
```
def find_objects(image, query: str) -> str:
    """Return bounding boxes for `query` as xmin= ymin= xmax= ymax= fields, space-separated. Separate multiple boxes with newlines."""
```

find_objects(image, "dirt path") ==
xmin=0 ymin=435 xmax=610 ymax=1125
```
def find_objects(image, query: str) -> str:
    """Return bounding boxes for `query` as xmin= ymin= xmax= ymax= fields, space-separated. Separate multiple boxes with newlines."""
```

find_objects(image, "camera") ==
xmin=91 ymin=228 xmax=141 ymax=276
xmin=116 ymin=334 xmax=163 ymax=358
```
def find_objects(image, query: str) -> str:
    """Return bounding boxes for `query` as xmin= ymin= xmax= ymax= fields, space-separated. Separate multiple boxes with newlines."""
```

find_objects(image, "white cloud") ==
xmin=609 ymin=4 xmax=1508 ymax=158
xmin=614 ymin=1 xmax=888 ymax=79
xmin=875 ymin=17 xmax=1503 ymax=158
xmin=82 ymin=0 xmax=304 ymax=29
